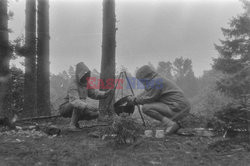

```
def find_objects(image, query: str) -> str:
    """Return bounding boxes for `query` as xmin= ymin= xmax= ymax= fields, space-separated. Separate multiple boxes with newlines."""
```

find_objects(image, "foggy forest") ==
xmin=0 ymin=0 xmax=249 ymax=165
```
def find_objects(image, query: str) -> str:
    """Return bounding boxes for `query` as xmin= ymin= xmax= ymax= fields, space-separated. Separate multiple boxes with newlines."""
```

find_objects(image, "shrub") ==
xmin=191 ymin=87 xmax=234 ymax=118
xmin=104 ymin=113 xmax=144 ymax=145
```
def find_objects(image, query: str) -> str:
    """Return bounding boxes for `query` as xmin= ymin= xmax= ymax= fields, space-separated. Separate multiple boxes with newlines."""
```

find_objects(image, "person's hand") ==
xmin=104 ymin=89 xmax=114 ymax=98
xmin=126 ymin=96 xmax=137 ymax=105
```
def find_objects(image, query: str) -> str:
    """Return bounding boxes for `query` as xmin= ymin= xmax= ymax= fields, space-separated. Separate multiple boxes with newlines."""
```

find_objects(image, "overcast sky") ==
xmin=9 ymin=0 xmax=244 ymax=76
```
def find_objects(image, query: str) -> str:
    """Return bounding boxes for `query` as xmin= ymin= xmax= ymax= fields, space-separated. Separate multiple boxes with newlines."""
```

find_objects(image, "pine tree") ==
xmin=156 ymin=61 xmax=173 ymax=80
xmin=173 ymin=57 xmax=198 ymax=98
xmin=0 ymin=0 xmax=11 ymax=117
xmin=23 ymin=0 xmax=37 ymax=118
xmin=37 ymin=0 xmax=50 ymax=116
xmin=213 ymin=1 xmax=250 ymax=98
xmin=99 ymin=0 xmax=116 ymax=116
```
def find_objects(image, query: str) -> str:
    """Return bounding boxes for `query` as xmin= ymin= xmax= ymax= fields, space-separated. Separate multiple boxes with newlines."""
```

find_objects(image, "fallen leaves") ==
xmin=0 ymin=128 xmax=46 ymax=138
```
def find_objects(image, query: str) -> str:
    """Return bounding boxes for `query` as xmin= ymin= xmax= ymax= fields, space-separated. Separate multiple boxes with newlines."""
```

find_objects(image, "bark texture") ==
xmin=37 ymin=0 xmax=50 ymax=116
xmin=0 ymin=0 xmax=11 ymax=118
xmin=23 ymin=0 xmax=37 ymax=118
xmin=99 ymin=0 xmax=117 ymax=116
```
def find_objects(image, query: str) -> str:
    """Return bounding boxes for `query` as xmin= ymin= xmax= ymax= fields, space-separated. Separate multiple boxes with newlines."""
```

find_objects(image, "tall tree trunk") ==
xmin=99 ymin=0 xmax=116 ymax=116
xmin=37 ymin=0 xmax=50 ymax=116
xmin=0 ymin=0 xmax=11 ymax=118
xmin=23 ymin=0 xmax=37 ymax=118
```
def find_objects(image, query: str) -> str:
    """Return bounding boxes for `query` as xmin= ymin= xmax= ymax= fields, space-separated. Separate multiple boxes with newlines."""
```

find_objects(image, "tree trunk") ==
xmin=23 ymin=0 xmax=37 ymax=118
xmin=37 ymin=0 xmax=50 ymax=116
xmin=99 ymin=0 xmax=116 ymax=116
xmin=0 ymin=0 xmax=11 ymax=118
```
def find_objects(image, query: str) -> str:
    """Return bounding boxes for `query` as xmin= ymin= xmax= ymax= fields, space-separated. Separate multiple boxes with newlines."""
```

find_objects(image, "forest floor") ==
xmin=0 ymin=118 xmax=249 ymax=166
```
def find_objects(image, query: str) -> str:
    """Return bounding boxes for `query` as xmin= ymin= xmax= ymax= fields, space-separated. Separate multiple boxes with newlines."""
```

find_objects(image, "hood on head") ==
xmin=136 ymin=65 xmax=157 ymax=88
xmin=136 ymin=65 xmax=157 ymax=81
xmin=75 ymin=62 xmax=90 ymax=84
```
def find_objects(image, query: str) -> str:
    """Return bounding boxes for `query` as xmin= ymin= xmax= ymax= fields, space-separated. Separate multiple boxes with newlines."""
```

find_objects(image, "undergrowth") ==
xmin=104 ymin=113 xmax=144 ymax=145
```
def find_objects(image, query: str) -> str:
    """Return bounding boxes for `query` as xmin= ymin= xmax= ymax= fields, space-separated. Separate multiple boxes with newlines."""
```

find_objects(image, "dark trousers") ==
xmin=59 ymin=102 xmax=99 ymax=121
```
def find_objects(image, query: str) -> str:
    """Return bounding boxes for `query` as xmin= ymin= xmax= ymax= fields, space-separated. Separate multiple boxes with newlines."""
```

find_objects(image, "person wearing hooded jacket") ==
xmin=127 ymin=65 xmax=191 ymax=134
xmin=59 ymin=62 xmax=112 ymax=130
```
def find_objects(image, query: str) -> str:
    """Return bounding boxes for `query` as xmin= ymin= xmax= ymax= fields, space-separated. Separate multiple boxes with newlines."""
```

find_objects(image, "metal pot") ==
xmin=114 ymin=96 xmax=135 ymax=116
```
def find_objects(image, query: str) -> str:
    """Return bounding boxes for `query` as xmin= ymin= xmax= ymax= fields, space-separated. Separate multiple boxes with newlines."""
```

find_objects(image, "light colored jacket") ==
xmin=65 ymin=62 xmax=106 ymax=109
xmin=135 ymin=65 xmax=190 ymax=108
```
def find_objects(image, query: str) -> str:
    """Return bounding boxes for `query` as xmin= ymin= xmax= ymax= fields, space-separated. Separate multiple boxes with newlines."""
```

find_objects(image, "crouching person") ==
xmin=127 ymin=65 xmax=191 ymax=135
xmin=59 ymin=62 xmax=112 ymax=131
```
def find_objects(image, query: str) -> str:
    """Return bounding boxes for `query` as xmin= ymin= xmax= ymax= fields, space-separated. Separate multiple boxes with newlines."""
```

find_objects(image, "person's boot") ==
xmin=69 ymin=109 xmax=81 ymax=131
xmin=162 ymin=117 xmax=179 ymax=135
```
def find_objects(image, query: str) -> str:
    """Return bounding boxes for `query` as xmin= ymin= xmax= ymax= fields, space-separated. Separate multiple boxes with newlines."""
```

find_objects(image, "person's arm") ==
xmin=135 ymin=88 xmax=162 ymax=105
xmin=88 ymin=89 xmax=111 ymax=100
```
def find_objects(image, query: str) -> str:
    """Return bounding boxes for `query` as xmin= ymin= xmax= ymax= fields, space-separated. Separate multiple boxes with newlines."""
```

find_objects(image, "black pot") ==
xmin=114 ymin=96 xmax=135 ymax=116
